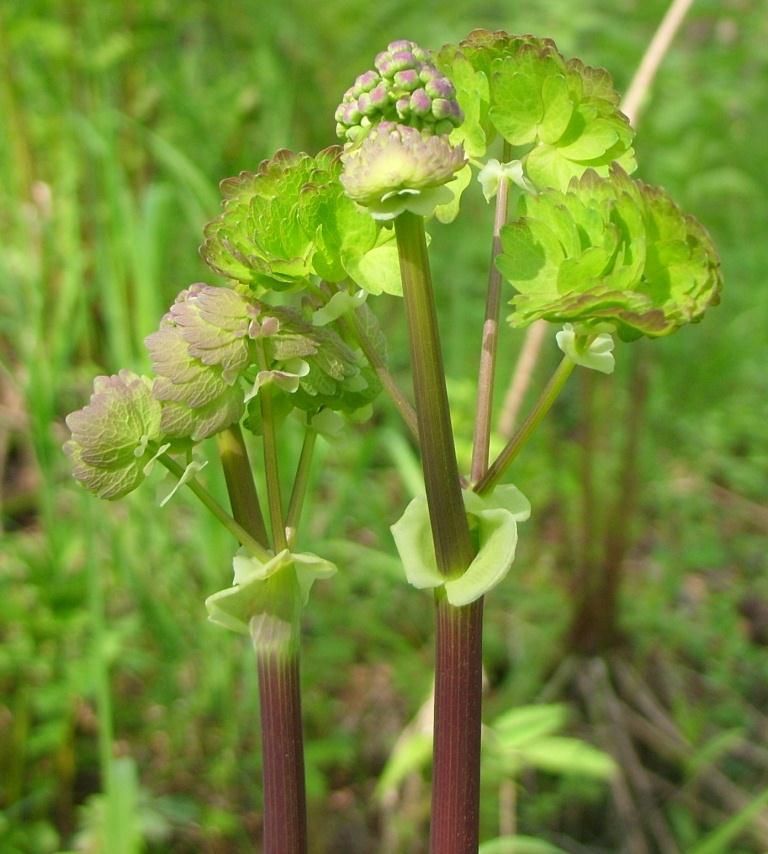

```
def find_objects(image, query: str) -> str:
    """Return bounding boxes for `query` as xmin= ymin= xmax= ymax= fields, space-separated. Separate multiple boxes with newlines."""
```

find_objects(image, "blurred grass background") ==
xmin=1 ymin=0 xmax=767 ymax=851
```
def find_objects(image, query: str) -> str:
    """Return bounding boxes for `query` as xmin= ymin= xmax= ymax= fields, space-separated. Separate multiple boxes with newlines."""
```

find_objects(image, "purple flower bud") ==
xmin=358 ymin=91 xmax=376 ymax=116
xmin=345 ymin=102 xmax=362 ymax=124
xmin=394 ymin=69 xmax=420 ymax=91
xmin=388 ymin=39 xmax=414 ymax=53
xmin=395 ymin=97 xmax=411 ymax=119
xmin=376 ymin=56 xmax=397 ymax=79
xmin=355 ymin=70 xmax=380 ymax=93
xmin=425 ymin=77 xmax=456 ymax=100
xmin=389 ymin=50 xmax=416 ymax=73
xmin=432 ymin=98 xmax=462 ymax=122
xmin=419 ymin=66 xmax=439 ymax=83
xmin=368 ymin=83 xmax=389 ymax=109
xmin=410 ymin=88 xmax=431 ymax=116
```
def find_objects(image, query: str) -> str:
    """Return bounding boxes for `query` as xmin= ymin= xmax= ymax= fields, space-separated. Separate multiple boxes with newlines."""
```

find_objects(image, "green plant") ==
xmin=63 ymin=27 xmax=720 ymax=854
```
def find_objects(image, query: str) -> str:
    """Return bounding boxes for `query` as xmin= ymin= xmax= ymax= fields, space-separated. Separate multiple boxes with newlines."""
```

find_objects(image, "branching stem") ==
xmin=285 ymin=424 xmax=317 ymax=548
xmin=471 ymin=140 xmax=513 ymax=483
xmin=475 ymin=355 xmax=575 ymax=495
xmin=157 ymin=453 xmax=271 ymax=561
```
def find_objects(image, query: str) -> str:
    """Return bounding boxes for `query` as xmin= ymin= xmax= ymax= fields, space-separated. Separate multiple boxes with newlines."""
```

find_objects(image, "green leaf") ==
xmin=201 ymin=147 xmax=387 ymax=293
xmin=64 ymin=371 xmax=163 ymax=500
xmin=342 ymin=235 xmax=402 ymax=296
xmin=206 ymin=548 xmax=337 ymax=636
xmin=689 ymin=787 xmax=768 ymax=854
xmin=437 ymin=30 xmax=634 ymax=191
xmin=491 ymin=704 xmax=570 ymax=749
xmin=497 ymin=165 xmax=722 ymax=340
xmin=479 ymin=837 xmax=569 ymax=854
xmin=510 ymin=736 xmax=616 ymax=779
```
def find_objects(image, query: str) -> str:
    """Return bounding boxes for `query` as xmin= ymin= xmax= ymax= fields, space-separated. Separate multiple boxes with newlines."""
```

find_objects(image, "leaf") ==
xmin=390 ymin=486 xmax=530 ymax=606
xmin=491 ymin=705 xmax=570 ymax=748
xmin=497 ymin=165 xmax=722 ymax=340
xmin=375 ymin=732 xmax=433 ymax=799
xmin=479 ymin=836 xmax=569 ymax=854
xmin=511 ymin=736 xmax=616 ymax=779
xmin=201 ymin=147 xmax=387 ymax=294
xmin=689 ymin=787 xmax=768 ymax=854
xmin=437 ymin=30 xmax=634 ymax=191
xmin=343 ymin=237 xmax=402 ymax=296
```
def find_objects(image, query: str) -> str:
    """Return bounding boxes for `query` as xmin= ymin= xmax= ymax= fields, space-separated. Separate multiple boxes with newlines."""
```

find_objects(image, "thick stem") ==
xmin=257 ymin=648 xmax=307 ymax=854
xmin=285 ymin=425 xmax=316 ymax=549
xmin=476 ymin=355 xmax=575 ymax=495
xmin=394 ymin=211 xmax=479 ymax=854
xmin=431 ymin=594 xmax=484 ymax=854
xmin=394 ymin=211 xmax=474 ymax=576
xmin=471 ymin=141 xmax=513 ymax=483
xmin=217 ymin=424 xmax=269 ymax=548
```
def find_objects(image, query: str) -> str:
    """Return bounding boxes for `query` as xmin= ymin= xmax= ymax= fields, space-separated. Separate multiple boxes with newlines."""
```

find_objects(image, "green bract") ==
xmin=205 ymin=547 xmax=338 ymax=637
xmin=437 ymin=30 xmax=635 ymax=190
xmin=335 ymin=39 xmax=463 ymax=143
xmin=390 ymin=486 xmax=531 ymax=606
xmin=64 ymin=370 xmax=163 ymax=500
xmin=497 ymin=166 xmax=722 ymax=340
xmin=201 ymin=148 xmax=401 ymax=296
xmin=146 ymin=285 xmax=253 ymax=440
xmin=341 ymin=121 xmax=466 ymax=221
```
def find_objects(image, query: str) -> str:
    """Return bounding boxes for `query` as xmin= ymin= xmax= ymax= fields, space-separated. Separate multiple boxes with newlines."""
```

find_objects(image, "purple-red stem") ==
xmin=431 ymin=595 xmax=484 ymax=854
xmin=257 ymin=650 xmax=307 ymax=854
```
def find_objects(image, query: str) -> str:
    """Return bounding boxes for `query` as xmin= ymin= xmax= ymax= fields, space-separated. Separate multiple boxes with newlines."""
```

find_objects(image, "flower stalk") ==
xmin=394 ymin=209 xmax=481 ymax=853
xmin=475 ymin=355 xmax=576 ymax=495
xmin=470 ymin=141 xmax=513 ymax=483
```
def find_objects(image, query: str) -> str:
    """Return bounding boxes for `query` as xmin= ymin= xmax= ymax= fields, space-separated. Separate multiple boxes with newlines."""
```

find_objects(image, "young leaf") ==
xmin=497 ymin=165 xmax=722 ymax=340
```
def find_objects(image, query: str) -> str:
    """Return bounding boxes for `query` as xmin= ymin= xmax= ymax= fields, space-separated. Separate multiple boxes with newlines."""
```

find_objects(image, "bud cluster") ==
xmin=335 ymin=39 xmax=463 ymax=143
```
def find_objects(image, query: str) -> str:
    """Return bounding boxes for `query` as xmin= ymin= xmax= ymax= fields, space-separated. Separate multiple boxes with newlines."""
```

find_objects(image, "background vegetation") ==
xmin=1 ymin=0 xmax=766 ymax=851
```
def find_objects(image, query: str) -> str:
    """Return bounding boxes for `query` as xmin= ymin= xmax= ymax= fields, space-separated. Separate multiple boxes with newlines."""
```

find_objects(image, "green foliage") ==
xmin=484 ymin=704 xmax=616 ymax=780
xmin=497 ymin=165 xmax=722 ymax=339
xmin=437 ymin=29 xmax=635 ymax=189
xmin=4 ymin=0 xmax=768 ymax=849
xmin=201 ymin=147 xmax=402 ymax=295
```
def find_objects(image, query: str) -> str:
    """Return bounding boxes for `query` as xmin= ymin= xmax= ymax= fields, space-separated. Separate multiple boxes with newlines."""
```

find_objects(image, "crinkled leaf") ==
xmin=437 ymin=30 xmax=635 ymax=192
xmin=498 ymin=165 xmax=722 ymax=340
xmin=202 ymin=148 xmax=388 ymax=293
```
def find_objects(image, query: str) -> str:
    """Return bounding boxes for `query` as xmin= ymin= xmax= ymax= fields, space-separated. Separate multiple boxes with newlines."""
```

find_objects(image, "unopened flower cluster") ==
xmin=335 ymin=39 xmax=463 ymax=143
xmin=337 ymin=40 xmax=467 ymax=220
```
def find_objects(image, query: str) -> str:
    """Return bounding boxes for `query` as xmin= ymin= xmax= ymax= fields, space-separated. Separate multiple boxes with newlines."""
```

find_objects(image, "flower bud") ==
xmin=335 ymin=39 xmax=463 ymax=143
